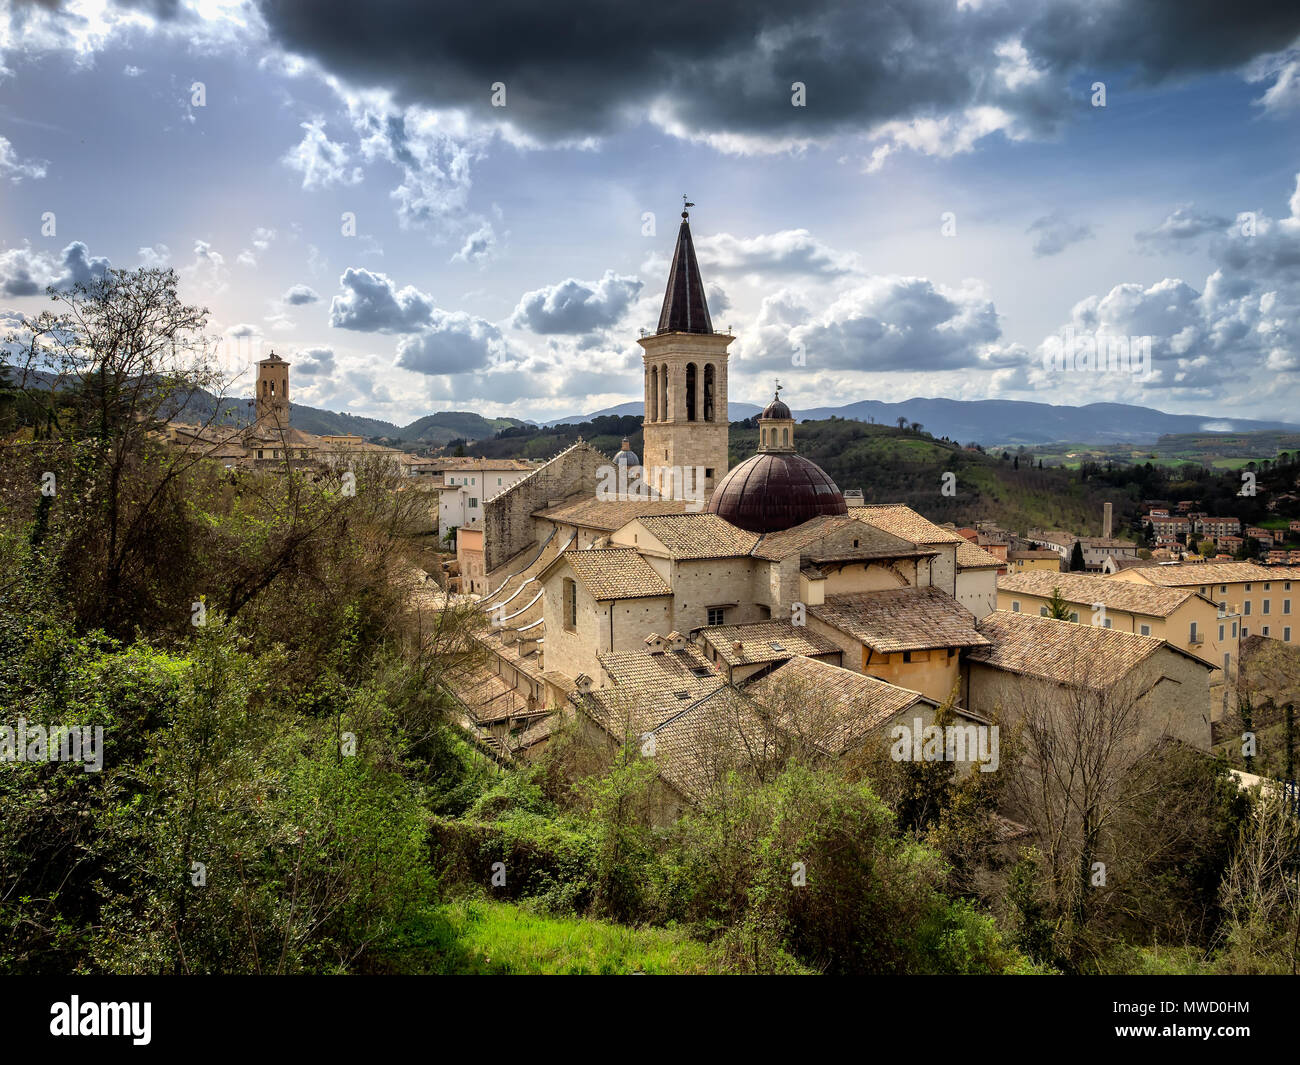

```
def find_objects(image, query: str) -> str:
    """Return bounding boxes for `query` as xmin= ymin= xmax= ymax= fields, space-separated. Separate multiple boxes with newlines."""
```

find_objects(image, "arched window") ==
xmin=703 ymin=364 xmax=715 ymax=422
xmin=760 ymin=428 xmax=767 ymax=447
xmin=563 ymin=578 xmax=577 ymax=631
xmin=659 ymin=363 xmax=668 ymax=421
xmin=685 ymin=363 xmax=697 ymax=422
xmin=648 ymin=365 xmax=658 ymax=423
xmin=782 ymin=427 xmax=789 ymax=447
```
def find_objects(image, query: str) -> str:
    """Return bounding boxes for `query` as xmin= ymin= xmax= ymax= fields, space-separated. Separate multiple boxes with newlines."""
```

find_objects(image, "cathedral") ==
xmin=442 ymin=209 xmax=1040 ymax=764
xmin=439 ymin=207 xmax=1214 ymax=807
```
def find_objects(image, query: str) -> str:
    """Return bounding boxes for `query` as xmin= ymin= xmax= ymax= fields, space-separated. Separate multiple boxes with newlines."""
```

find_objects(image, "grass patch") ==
xmin=427 ymin=899 xmax=730 ymax=974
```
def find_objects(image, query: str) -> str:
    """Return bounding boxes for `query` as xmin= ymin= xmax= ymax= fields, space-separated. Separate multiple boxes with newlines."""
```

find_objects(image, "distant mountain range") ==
xmin=545 ymin=398 xmax=1300 ymax=447
xmin=163 ymin=391 xmax=529 ymax=445
xmin=24 ymin=368 xmax=1300 ymax=448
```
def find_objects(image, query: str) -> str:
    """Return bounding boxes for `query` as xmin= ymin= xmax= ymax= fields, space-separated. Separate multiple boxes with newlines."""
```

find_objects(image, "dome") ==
xmin=613 ymin=436 xmax=640 ymax=467
xmin=761 ymin=396 xmax=792 ymax=420
xmin=707 ymin=452 xmax=847 ymax=533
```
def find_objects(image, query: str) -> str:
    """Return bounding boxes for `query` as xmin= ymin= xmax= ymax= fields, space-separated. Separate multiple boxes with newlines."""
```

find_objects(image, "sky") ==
xmin=1 ymin=0 xmax=1299 ymax=426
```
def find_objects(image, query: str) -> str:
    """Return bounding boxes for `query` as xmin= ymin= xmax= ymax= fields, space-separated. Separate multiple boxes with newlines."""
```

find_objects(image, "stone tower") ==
xmin=255 ymin=351 xmax=290 ymax=429
xmin=638 ymin=208 xmax=732 ymax=498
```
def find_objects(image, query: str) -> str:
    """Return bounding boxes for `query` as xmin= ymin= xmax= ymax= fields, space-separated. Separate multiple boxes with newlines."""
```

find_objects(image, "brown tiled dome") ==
xmin=707 ymin=452 xmax=847 ymax=533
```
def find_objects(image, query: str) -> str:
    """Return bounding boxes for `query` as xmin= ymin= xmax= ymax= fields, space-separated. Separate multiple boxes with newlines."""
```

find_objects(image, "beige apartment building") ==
xmin=1110 ymin=561 xmax=1296 ymax=647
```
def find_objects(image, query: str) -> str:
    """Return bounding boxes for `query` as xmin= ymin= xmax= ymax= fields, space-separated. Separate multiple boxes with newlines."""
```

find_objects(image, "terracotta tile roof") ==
xmin=534 ymin=493 xmax=690 ymax=531
xmin=562 ymin=548 xmax=673 ymax=600
xmin=598 ymin=645 xmax=725 ymax=694
xmin=749 ymin=514 xmax=844 ymax=560
xmin=746 ymin=656 xmax=932 ymax=755
xmin=647 ymin=688 xmax=773 ymax=801
xmin=810 ymin=587 xmax=989 ymax=653
xmin=1124 ymin=561 xmax=1277 ymax=587
xmin=633 ymin=513 xmax=761 ymax=559
xmin=968 ymin=610 xmax=1205 ymax=688
xmin=955 ymin=541 xmax=1005 ymax=569
xmin=854 ymin=504 xmax=968 ymax=544
xmin=998 ymin=570 xmax=1198 ymax=617
xmin=751 ymin=514 xmax=923 ymax=562
xmin=698 ymin=620 xmax=842 ymax=667
xmin=1106 ymin=557 xmax=1156 ymax=570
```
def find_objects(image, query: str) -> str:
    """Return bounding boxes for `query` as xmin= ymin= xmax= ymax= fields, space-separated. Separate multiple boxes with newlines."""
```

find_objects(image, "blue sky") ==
xmin=2 ymin=0 xmax=1299 ymax=426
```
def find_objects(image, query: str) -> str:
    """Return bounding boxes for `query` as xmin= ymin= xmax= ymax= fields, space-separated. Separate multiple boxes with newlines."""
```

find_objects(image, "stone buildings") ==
xmin=443 ymin=208 xmax=1215 ymax=793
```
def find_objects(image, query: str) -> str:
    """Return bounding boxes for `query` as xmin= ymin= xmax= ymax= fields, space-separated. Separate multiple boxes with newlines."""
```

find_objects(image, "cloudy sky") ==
xmin=2 ymin=0 xmax=1300 ymax=425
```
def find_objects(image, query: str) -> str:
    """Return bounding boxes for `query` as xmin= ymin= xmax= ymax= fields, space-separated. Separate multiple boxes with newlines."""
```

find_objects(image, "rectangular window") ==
xmin=1224 ymin=652 xmax=1231 ymax=670
xmin=1232 ymin=622 xmax=1239 ymax=637
xmin=1285 ymin=600 xmax=1292 ymax=614
xmin=1262 ymin=626 xmax=1270 ymax=637
xmin=1190 ymin=622 xmax=1198 ymax=643
xmin=497 ymin=477 xmax=502 ymax=485
xmin=707 ymin=607 xmax=726 ymax=626
xmin=563 ymin=579 xmax=577 ymax=632
xmin=468 ymin=498 xmax=478 ymax=509
xmin=1219 ymin=624 xmax=1225 ymax=641
xmin=1286 ymin=628 xmax=1292 ymax=642
xmin=1011 ymin=601 xmax=1020 ymax=612
xmin=1140 ymin=624 xmax=1151 ymax=636
xmin=1263 ymin=599 xmax=1271 ymax=614
xmin=1245 ymin=602 xmax=1252 ymax=615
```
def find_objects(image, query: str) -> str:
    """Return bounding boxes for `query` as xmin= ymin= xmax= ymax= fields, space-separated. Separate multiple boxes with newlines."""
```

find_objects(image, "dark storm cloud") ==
xmin=253 ymin=0 xmax=1300 ymax=144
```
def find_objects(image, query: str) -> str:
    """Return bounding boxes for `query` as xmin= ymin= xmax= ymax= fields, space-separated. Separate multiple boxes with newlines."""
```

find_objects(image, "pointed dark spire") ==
xmin=656 ymin=208 xmax=713 ymax=335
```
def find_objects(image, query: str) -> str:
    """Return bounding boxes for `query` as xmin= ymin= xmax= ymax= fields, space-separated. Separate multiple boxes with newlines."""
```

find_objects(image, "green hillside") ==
xmin=402 ymin=411 xmax=530 ymax=445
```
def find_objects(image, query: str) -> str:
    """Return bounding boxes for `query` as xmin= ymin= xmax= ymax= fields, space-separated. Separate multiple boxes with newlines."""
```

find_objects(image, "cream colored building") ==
xmin=1111 ymin=561 xmax=1296 ymax=646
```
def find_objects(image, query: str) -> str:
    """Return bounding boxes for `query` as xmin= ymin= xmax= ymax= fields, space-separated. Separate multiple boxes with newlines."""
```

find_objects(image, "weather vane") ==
xmin=774 ymin=379 xmax=783 ymax=399
xmin=682 ymin=195 xmax=695 ymax=218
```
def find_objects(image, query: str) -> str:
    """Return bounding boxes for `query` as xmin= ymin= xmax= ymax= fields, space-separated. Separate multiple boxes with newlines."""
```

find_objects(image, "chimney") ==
xmin=575 ymin=673 xmax=593 ymax=694
xmin=1103 ymin=502 xmax=1113 ymax=540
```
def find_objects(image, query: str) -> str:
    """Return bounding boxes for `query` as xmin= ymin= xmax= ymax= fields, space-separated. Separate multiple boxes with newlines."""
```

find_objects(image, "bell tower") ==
xmin=255 ymin=351 xmax=290 ymax=429
xmin=638 ymin=204 xmax=732 ymax=498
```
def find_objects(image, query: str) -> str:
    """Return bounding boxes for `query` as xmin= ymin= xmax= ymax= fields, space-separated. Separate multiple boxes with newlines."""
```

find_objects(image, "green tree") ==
xmin=1046 ymin=586 xmax=1073 ymax=620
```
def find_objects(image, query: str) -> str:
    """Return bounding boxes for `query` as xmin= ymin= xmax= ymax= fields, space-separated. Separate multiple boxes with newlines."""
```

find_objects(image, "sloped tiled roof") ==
xmin=633 ymin=513 xmax=761 ymax=559
xmin=810 ymin=586 xmax=990 ymax=652
xmin=1107 ymin=556 xmax=1156 ymax=570
xmin=698 ymin=620 xmax=842 ymax=667
xmin=534 ymin=493 xmax=689 ymax=531
xmin=955 ymin=541 xmax=1005 ymax=569
xmin=746 ymin=656 xmax=932 ymax=755
xmin=563 ymin=548 xmax=672 ymax=600
xmin=968 ymin=610 xmax=1208 ymax=688
xmin=1123 ymin=561 xmax=1277 ymax=587
xmin=998 ymin=570 xmax=1198 ymax=617
xmin=854 ymin=504 xmax=968 ymax=544
xmin=750 ymin=513 xmax=925 ymax=562
xmin=598 ymin=645 xmax=724 ymax=694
